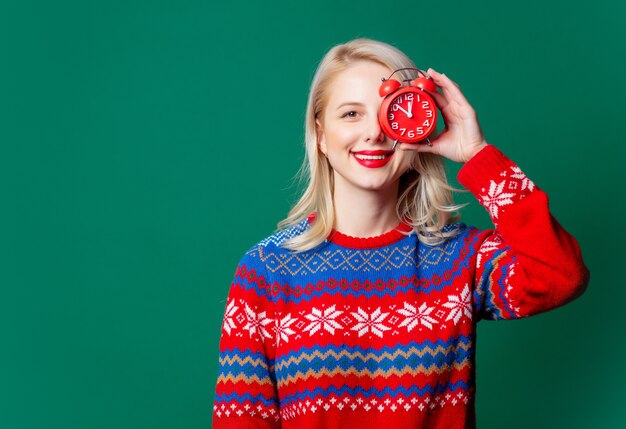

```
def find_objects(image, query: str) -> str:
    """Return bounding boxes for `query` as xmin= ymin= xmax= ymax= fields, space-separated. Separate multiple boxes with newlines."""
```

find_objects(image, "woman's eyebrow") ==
xmin=336 ymin=102 xmax=365 ymax=111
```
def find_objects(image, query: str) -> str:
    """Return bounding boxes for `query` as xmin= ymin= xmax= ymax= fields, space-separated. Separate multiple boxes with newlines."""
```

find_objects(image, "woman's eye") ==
xmin=341 ymin=111 xmax=359 ymax=119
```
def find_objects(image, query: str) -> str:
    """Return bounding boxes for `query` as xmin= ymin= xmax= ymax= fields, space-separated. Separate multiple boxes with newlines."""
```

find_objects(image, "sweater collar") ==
xmin=306 ymin=212 xmax=414 ymax=249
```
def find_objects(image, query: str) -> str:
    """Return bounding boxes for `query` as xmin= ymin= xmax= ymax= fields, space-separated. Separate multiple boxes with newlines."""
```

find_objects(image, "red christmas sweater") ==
xmin=212 ymin=145 xmax=589 ymax=429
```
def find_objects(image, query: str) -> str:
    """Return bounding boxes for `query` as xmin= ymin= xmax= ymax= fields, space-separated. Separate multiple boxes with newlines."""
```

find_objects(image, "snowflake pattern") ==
xmin=215 ymin=153 xmax=539 ymax=424
xmin=350 ymin=307 xmax=391 ymax=338
xmin=243 ymin=303 xmax=273 ymax=340
xmin=510 ymin=166 xmax=535 ymax=191
xmin=222 ymin=296 xmax=480 ymax=341
xmin=274 ymin=313 xmax=298 ymax=346
xmin=222 ymin=299 xmax=239 ymax=336
xmin=442 ymin=285 xmax=472 ymax=325
xmin=479 ymin=164 xmax=535 ymax=220
xmin=303 ymin=305 xmax=343 ymax=335
xmin=397 ymin=302 xmax=439 ymax=331
xmin=481 ymin=180 xmax=515 ymax=219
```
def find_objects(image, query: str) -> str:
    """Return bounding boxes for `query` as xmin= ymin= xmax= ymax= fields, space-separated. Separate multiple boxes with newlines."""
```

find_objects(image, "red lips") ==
xmin=351 ymin=149 xmax=395 ymax=168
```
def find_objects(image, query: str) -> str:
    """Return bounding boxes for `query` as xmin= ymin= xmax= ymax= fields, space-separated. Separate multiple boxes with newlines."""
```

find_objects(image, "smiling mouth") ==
xmin=353 ymin=153 xmax=391 ymax=160
xmin=351 ymin=150 xmax=394 ymax=160
xmin=350 ymin=150 xmax=395 ymax=168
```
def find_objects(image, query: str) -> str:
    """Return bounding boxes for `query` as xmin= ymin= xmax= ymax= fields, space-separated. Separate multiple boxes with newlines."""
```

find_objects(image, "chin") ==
xmin=334 ymin=170 xmax=401 ymax=194
xmin=353 ymin=179 xmax=397 ymax=192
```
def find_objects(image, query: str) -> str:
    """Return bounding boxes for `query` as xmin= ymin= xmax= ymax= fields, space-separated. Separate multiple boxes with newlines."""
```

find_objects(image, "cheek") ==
xmin=326 ymin=127 xmax=361 ymax=150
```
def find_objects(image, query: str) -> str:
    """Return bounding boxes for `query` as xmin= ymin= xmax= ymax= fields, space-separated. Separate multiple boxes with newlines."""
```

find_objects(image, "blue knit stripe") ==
xmin=275 ymin=336 xmax=472 ymax=370
xmin=214 ymin=392 xmax=277 ymax=406
xmin=215 ymin=382 xmax=471 ymax=408
xmin=217 ymin=354 xmax=272 ymax=382
xmin=274 ymin=345 xmax=472 ymax=387
xmin=280 ymin=382 xmax=471 ymax=405
xmin=234 ymin=252 xmax=478 ymax=305
xmin=233 ymin=223 xmax=484 ymax=304
xmin=219 ymin=348 xmax=275 ymax=366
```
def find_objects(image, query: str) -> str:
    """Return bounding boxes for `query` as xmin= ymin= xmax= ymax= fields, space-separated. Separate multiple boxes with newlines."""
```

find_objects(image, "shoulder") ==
xmin=229 ymin=219 xmax=311 ymax=300
xmin=237 ymin=218 xmax=311 ymax=265
xmin=256 ymin=218 xmax=311 ymax=249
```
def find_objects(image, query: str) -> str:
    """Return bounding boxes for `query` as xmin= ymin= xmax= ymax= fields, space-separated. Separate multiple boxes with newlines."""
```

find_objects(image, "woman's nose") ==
xmin=364 ymin=116 xmax=385 ymax=143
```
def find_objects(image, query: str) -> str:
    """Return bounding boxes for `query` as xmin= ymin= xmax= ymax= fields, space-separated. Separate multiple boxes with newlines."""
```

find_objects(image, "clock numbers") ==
xmin=390 ymin=124 xmax=426 ymax=135
xmin=384 ymin=91 xmax=436 ymax=141
xmin=405 ymin=93 xmax=421 ymax=102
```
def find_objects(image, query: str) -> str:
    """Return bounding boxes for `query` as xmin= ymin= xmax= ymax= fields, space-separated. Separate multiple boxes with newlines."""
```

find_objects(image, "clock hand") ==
xmin=407 ymin=101 xmax=413 ymax=118
xmin=395 ymin=104 xmax=411 ymax=117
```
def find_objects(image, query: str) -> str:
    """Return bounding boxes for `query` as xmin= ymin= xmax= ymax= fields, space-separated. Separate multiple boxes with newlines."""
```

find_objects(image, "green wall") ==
xmin=2 ymin=0 xmax=624 ymax=427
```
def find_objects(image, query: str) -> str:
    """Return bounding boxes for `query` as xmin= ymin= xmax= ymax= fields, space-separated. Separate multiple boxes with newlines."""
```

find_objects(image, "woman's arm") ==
xmin=212 ymin=249 xmax=280 ymax=429
xmin=459 ymin=144 xmax=589 ymax=320
xmin=399 ymin=68 xmax=589 ymax=319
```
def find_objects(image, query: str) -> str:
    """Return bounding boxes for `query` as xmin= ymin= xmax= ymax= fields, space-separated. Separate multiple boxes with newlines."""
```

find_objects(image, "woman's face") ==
xmin=317 ymin=60 xmax=415 ymax=195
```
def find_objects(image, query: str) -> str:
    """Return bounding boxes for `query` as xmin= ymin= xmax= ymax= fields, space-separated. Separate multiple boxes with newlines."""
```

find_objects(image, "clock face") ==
xmin=380 ymin=87 xmax=437 ymax=143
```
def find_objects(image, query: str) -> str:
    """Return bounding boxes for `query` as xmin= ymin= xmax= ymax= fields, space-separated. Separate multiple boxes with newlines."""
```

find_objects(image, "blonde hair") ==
xmin=276 ymin=38 xmax=466 ymax=252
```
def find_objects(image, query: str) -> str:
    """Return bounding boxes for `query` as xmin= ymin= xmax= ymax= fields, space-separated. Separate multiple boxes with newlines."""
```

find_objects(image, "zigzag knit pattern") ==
xmin=212 ymin=145 xmax=589 ymax=429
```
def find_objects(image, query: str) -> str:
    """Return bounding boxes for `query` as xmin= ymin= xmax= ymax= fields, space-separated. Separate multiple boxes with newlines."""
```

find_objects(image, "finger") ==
xmin=425 ymin=69 xmax=455 ymax=112
xmin=433 ymin=74 xmax=466 ymax=103
xmin=397 ymin=141 xmax=435 ymax=154
xmin=427 ymin=68 xmax=468 ymax=106
xmin=427 ymin=68 xmax=460 ymax=90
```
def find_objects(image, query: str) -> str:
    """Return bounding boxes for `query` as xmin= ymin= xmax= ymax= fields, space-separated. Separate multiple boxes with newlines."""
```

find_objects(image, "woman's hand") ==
xmin=398 ymin=68 xmax=488 ymax=163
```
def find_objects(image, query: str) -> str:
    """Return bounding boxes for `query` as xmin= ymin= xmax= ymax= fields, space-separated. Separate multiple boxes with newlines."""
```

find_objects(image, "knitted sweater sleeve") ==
xmin=212 ymin=248 xmax=280 ymax=429
xmin=457 ymin=144 xmax=590 ymax=320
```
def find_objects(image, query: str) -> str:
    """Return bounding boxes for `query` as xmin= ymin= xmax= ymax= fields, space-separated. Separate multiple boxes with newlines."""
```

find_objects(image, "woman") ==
xmin=212 ymin=38 xmax=589 ymax=429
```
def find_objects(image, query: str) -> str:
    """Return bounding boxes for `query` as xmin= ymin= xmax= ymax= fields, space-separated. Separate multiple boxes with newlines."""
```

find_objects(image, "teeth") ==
xmin=354 ymin=154 xmax=388 ymax=160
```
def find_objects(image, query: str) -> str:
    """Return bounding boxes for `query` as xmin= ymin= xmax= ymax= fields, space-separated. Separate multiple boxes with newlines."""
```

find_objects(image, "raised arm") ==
xmin=397 ymin=68 xmax=589 ymax=320
xmin=459 ymin=144 xmax=589 ymax=320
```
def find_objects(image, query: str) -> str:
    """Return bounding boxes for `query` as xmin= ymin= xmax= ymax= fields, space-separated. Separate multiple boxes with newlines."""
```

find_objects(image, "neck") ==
xmin=332 ymin=180 xmax=401 ymax=237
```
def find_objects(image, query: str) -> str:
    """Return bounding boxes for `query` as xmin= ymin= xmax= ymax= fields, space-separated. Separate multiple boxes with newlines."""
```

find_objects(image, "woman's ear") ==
xmin=315 ymin=118 xmax=327 ymax=156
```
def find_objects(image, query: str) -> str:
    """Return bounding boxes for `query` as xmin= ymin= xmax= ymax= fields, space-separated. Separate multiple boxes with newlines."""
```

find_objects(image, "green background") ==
xmin=2 ymin=0 xmax=624 ymax=428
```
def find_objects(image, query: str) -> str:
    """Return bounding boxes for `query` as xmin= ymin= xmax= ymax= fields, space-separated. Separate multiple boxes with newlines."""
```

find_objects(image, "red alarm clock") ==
xmin=378 ymin=68 xmax=439 ymax=146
